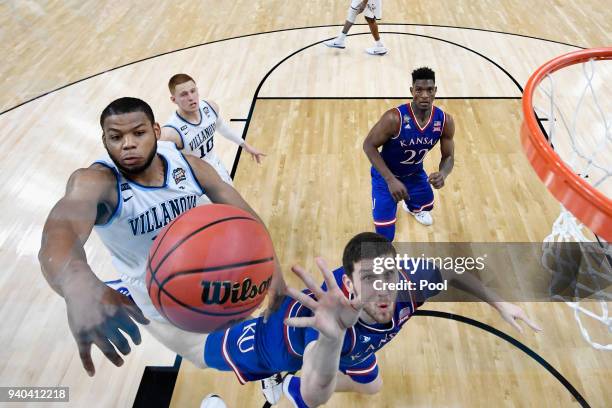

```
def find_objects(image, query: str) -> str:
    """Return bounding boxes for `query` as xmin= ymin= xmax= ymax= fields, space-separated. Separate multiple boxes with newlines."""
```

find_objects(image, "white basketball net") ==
xmin=536 ymin=56 xmax=612 ymax=351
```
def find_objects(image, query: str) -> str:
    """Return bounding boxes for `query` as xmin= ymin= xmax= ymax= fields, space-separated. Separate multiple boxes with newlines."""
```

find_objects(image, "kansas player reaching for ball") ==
xmin=364 ymin=67 xmax=455 ymax=238
xmin=200 ymin=232 xmax=540 ymax=407
xmin=38 ymin=97 xmax=286 ymax=377
xmin=160 ymin=73 xmax=266 ymax=185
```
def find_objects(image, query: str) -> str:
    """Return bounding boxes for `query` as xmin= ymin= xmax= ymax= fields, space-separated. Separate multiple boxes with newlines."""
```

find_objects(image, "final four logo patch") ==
xmin=403 ymin=114 xmax=411 ymax=129
xmin=173 ymin=168 xmax=186 ymax=184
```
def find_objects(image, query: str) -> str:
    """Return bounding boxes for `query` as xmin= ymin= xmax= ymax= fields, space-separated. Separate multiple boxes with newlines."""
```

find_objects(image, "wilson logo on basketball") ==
xmin=200 ymin=277 xmax=272 ymax=305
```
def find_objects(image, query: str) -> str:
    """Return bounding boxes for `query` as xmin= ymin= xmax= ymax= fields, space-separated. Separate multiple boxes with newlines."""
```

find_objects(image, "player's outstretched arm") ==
xmin=38 ymin=166 xmax=149 ymax=376
xmin=363 ymin=109 xmax=408 ymax=201
xmin=442 ymin=268 xmax=542 ymax=333
xmin=284 ymin=258 xmax=364 ymax=407
xmin=209 ymin=100 xmax=266 ymax=163
xmin=429 ymin=113 xmax=455 ymax=189
xmin=159 ymin=126 xmax=184 ymax=150
xmin=185 ymin=155 xmax=286 ymax=315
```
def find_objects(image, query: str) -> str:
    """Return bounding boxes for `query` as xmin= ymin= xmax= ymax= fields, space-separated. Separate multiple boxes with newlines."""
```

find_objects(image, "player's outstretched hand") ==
xmin=64 ymin=277 xmax=149 ymax=376
xmin=243 ymin=143 xmax=267 ymax=164
xmin=388 ymin=178 xmax=409 ymax=202
xmin=428 ymin=172 xmax=446 ymax=189
xmin=494 ymin=302 xmax=542 ymax=334
xmin=284 ymin=258 xmax=363 ymax=340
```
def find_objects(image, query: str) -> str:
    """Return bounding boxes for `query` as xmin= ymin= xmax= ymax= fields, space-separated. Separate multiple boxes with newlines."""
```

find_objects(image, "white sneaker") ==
xmin=261 ymin=373 xmax=283 ymax=405
xmin=365 ymin=45 xmax=388 ymax=55
xmin=324 ymin=37 xmax=346 ymax=49
xmin=200 ymin=394 xmax=227 ymax=408
xmin=402 ymin=202 xmax=433 ymax=226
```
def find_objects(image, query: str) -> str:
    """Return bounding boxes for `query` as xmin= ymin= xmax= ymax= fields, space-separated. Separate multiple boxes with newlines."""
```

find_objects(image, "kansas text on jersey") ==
xmin=381 ymin=103 xmax=446 ymax=177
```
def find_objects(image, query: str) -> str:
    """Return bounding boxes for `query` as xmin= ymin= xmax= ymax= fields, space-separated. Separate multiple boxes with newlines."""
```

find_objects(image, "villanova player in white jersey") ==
xmin=160 ymin=73 xmax=266 ymax=185
xmin=38 ymin=98 xmax=285 ymax=379
xmin=324 ymin=0 xmax=387 ymax=55
xmin=364 ymin=67 xmax=455 ymax=240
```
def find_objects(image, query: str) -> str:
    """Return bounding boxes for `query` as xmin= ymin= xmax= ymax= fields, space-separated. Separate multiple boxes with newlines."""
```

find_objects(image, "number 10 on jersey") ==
xmin=198 ymin=138 xmax=214 ymax=158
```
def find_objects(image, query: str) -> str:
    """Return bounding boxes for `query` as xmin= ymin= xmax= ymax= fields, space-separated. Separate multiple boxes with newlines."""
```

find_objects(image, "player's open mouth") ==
xmin=377 ymin=303 xmax=389 ymax=309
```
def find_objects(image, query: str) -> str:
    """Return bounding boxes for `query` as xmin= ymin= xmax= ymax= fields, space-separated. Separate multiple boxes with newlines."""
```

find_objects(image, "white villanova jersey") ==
xmin=94 ymin=141 xmax=207 ymax=320
xmin=163 ymin=100 xmax=232 ymax=185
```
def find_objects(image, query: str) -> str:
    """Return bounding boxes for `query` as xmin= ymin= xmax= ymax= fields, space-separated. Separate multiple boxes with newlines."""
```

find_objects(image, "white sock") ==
xmin=376 ymin=40 xmax=384 ymax=47
xmin=339 ymin=33 xmax=347 ymax=42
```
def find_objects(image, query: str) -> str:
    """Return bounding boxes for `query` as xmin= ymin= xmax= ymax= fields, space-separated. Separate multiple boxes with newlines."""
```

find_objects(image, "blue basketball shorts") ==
xmin=371 ymin=167 xmax=434 ymax=227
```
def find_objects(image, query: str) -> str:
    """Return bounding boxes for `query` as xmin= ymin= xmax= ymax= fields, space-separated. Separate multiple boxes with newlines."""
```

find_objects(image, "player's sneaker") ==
xmin=200 ymin=394 xmax=227 ymax=408
xmin=282 ymin=374 xmax=310 ymax=408
xmin=365 ymin=45 xmax=388 ymax=55
xmin=402 ymin=202 xmax=433 ymax=226
xmin=324 ymin=37 xmax=346 ymax=49
xmin=261 ymin=373 xmax=283 ymax=405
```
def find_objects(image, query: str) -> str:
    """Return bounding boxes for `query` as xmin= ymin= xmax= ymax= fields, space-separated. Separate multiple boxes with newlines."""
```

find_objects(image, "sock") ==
xmin=339 ymin=33 xmax=347 ymax=42
xmin=376 ymin=40 xmax=384 ymax=47
xmin=283 ymin=375 xmax=310 ymax=408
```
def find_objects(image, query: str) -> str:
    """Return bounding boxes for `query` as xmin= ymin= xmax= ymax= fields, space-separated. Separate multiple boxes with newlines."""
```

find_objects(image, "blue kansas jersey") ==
xmin=204 ymin=265 xmax=443 ymax=384
xmin=380 ymin=103 xmax=446 ymax=177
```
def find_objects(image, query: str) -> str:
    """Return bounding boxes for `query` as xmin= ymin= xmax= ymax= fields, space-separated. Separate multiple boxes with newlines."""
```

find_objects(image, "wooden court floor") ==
xmin=1 ymin=1 xmax=610 ymax=407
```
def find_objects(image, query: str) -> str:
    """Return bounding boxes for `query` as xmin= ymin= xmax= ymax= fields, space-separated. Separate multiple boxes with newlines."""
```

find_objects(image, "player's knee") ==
xmin=181 ymin=352 xmax=207 ymax=369
xmin=359 ymin=376 xmax=383 ymax=395
xmin=180 ymin=343 xmax=209 ymax=369
xmin=346 ymin=5 xmax=360 ymax=23
xmin=301 ymin=378 xmax=334 ymax=407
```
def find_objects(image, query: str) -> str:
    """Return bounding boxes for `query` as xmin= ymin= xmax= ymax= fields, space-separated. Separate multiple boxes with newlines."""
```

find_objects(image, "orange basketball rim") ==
xmin=521 ymin=47 xmax=612 ymax=241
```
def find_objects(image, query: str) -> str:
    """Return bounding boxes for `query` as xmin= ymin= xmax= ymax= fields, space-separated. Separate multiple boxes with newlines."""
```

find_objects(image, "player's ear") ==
xmin=153 ymin=122 xmax=161 ymax=140
xmin=342 ymin=274 xmax=355 ymax=294
xmin=409 ymin=86 xmax=414 ymax=96
xmin=170 ymin=95 xmax=176 ymax=104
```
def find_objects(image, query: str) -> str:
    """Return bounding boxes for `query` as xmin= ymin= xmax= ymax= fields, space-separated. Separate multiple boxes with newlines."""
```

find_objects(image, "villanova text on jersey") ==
xmin=128 ymin=195 xmax=197 ymax=236
xmin=381 ymin=103 xmax=446 ymax=177
xmin=187 ymin=122 xmax=216 ymax=153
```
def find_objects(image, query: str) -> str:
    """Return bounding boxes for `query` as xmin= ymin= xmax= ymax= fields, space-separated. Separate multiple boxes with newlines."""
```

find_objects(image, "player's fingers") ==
xmin=286 ymin=287 xmax=318 ymax=310
xmin=316 ymin=258 xmax=339 ymax=290
xmin=506 ymin=316 xmax=524 ymax=334
xmin=106 ymin=326 xmax=131 ymax=356
xmin=518 ymin=314 xmax=543 ymax=332
xmin=263 ymin=307 xmax=271 ymax=323
xmin=93 ymin=335 xmax=124 ymax=367
xmin=116 ymin=312 xmax=142 ymax=345
xmin=291 ymin=265 xmax=324 ymax=298
xmin=284 ymin=316 xmax=316 ymax=328
xmin=123 ymin=300 xmax=150 ymax=325
xmin=76 ymin=338 xmax=95 ymax=377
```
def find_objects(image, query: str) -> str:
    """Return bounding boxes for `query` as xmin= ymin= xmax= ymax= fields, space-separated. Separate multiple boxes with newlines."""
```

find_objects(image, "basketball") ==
xmin=146 ymin=204 xmax=275 ymax=333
